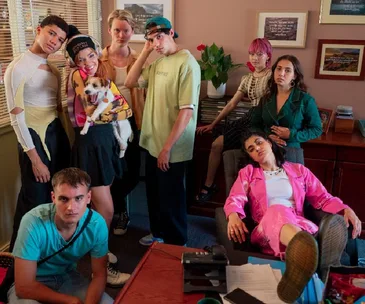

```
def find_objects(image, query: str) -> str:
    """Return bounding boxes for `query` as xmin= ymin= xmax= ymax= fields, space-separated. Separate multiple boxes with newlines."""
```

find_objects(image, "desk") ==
xmin=114 ymin=242 xmax=205 ymax=304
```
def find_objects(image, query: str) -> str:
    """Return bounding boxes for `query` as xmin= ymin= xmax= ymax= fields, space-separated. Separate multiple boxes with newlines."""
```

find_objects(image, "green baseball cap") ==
xmin=144 ymin=16 xmax=179 ymax=39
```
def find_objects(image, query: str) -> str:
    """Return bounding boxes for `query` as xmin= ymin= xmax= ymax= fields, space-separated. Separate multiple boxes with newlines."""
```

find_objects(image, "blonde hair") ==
xmin=108 ymin=9 xmax=136 ymax=30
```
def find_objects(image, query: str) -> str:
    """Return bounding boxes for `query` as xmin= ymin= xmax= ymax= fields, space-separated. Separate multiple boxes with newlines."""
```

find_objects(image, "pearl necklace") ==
xmin=263 ymin=167 xmax=284 ymax=176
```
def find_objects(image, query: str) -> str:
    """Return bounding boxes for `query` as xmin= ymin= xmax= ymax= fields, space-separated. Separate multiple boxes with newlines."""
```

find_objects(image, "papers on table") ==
xmin=220 ymin=263 xmax=285 ymax=304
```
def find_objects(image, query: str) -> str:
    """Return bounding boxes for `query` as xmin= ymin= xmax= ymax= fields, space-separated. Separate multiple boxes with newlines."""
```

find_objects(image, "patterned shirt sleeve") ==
xmin=237 ymin=75 xmax=250 ymax=94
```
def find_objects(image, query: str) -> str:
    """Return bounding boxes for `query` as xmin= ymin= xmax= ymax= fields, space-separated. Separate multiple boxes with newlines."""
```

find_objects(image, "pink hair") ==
xmin=248 ymin=38 xmax=273 ymax=67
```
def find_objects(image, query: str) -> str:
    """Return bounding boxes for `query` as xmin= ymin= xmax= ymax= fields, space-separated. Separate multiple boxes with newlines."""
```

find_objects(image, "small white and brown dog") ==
xmin=82 ymin=76 xmax=133 ymax=158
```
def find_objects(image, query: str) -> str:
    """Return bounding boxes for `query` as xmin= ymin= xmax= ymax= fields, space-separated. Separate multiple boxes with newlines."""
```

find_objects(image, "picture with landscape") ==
xmin=323 ymin=47 xmax=360 ymax=72
xmin=125 ymin=4 xmax=163 ymax=34
xmin=315 ymin=39 xmax=365 ymax=80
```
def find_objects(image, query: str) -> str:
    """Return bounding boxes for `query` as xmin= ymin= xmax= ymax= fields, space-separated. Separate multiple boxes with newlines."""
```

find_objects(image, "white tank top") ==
xmin=264 ymin=168 xmax=294 ymax=208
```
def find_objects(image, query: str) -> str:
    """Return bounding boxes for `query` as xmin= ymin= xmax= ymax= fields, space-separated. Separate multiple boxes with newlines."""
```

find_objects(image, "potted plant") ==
xmin=197 ymin=43 xmax=243 ymax=99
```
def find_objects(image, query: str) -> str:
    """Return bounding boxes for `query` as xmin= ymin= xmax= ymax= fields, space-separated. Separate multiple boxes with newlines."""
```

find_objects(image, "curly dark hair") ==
xmin=239 ymin=130 xmax=286 ymax=168
xmin=40 ymin=15 xmax=69 ymax=36
xmin=263 ymin=54 xmax=307 ymax=103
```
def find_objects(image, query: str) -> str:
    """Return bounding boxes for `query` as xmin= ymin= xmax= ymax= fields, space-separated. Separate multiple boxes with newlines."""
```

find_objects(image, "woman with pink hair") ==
xmin=196 ymin=38 xmax=272 ymax=202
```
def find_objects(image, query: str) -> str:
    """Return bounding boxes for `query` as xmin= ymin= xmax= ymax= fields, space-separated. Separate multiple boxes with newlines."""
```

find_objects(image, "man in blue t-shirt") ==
xmin=8 ymin=168 xmax=114 ymax=304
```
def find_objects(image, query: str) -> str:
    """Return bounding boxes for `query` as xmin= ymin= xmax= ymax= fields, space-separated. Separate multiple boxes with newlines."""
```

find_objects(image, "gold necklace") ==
xmin=253 ymin=67 xmax=268 ymax=77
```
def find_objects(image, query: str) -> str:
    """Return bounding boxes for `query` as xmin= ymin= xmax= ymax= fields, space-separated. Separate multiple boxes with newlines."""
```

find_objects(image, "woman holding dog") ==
xmin=101 ymin=9 xmax=146 ymax=236
xmin=65 ymin=25 xmax=131 ymax=287
xmin=224 ymin=130 xmax=361 ymax=303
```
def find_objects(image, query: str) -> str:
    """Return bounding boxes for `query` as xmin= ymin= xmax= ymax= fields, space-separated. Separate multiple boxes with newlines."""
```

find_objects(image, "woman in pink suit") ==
xmin=224 ymin=131 xmax=361 ymax=303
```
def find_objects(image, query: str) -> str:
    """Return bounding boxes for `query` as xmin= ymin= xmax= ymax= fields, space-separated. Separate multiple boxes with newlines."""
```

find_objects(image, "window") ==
xmin=0 ymin=0 xmax=102 ymax=128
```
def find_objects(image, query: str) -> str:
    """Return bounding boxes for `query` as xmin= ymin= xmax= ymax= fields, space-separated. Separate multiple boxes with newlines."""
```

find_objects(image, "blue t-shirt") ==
xmin=13 ymin=203 xmax=108 ymax=276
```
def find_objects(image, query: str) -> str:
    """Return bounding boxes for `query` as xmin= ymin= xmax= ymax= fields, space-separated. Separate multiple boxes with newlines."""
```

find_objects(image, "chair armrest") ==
xmin=215 ymin=207 xmax=262 ymax=254
xmin=303 ymin=203 xmax=330 ymax=226
xmin=222 ymin=149 xmax=245 ymax=196
xmin=215 ymin=207 xmax=234 ymax=253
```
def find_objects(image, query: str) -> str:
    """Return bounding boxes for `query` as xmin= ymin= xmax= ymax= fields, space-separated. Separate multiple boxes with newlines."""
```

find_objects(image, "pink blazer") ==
xmin=224 ymin=162 xmax=348 ymax=223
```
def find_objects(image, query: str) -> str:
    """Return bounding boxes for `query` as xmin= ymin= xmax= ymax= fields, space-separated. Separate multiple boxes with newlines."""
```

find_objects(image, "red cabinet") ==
xmin=304 ymin=159 xmax=335 ymax=193
xmin=334 ymin=162 xmax=365 ymax=221
xmin=302 ymin=132 xmax=365 ymax=226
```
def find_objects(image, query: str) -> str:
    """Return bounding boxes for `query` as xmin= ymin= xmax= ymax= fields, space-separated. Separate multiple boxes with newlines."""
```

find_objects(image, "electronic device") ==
xmin=182 ymin=245 xmax=229 ymax=293
xmin=223 ymin=288 xmax=264 ymax=304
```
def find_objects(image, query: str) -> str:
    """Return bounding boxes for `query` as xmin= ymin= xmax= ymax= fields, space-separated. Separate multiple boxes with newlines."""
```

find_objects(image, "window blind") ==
xmin=0 ymin=0 xmax=102 ymax=128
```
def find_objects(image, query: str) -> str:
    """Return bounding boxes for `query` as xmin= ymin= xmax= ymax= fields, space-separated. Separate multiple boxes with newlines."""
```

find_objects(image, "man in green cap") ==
xmin=125 ymin=16 xmax=200 ymax=246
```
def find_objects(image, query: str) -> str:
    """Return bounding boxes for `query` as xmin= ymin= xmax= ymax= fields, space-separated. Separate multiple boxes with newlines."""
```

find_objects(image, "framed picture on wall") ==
xmin=256 ymin=11 xmax=308 ymax=48
xmin=318 ymin=108 xmax=334 ymax=134
xmin=115 ymin=0 xmax=174 ymax=42
xmin=320 ymin=0 xmax=365 ymax=24
xmin=315 ymin=39 xmax=365 ymax=81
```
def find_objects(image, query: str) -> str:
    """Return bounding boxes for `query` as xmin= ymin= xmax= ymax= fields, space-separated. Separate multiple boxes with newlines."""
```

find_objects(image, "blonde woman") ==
xmin=101 ymin=10 xmax=146 ymax=236
xmin=65 ymin=25 xmax=131 ymax=287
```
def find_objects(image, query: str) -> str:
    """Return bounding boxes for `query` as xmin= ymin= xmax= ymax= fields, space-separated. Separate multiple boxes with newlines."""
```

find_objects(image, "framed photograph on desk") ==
xmin=318 ymin=108 xmax=334 ymax=134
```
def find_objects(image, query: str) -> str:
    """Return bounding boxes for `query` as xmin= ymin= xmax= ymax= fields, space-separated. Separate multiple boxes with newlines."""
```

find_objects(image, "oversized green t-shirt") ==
xmin=140 ymin=49 xmax=201 ymax=162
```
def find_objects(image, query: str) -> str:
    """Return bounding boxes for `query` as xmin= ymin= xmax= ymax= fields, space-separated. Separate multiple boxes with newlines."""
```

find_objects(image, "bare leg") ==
xmin=200 ymin=135 xmax=224 ymax=194
xmin=280 ymin=223 xmax=302 ymax=247
xmin=91 ymin=185 xmax=114 ymax=229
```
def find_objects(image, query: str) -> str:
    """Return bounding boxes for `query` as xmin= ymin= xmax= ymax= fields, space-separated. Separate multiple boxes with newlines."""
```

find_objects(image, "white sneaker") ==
xmin=139 ymin=233 xmax=164 ymax=246
xmin=107 ymin=252 xmax=118 ymax=264
xmin=107 ymin=263 xmax=130 ymax=287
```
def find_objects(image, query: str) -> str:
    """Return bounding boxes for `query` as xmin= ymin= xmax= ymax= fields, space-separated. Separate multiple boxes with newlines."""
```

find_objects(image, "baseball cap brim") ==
xmin=144 ymin=27 xmax=179 ymax=39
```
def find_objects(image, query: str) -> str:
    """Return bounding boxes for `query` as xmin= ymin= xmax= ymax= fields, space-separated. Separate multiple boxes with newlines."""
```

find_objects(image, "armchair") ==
xmin=215 ymin=149 xmax=354 ymax=263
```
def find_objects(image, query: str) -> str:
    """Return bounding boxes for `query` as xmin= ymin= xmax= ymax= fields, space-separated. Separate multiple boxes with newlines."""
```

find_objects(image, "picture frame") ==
xmin=115 ymin=0 xmax=174 ymax=42
xmin=314 ymin=39 xmax=365 ymax=81
xmin=256 ymin=11 xmax=308 ymax=48
xmin=319 ymin=0 xmax=365 ymax=24
xmin=318 ymin=108 xmax=334 ymax=134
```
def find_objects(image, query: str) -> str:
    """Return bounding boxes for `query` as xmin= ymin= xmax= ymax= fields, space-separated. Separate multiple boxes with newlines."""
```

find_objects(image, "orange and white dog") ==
xmin=82 ymin=76 xmax=133 ymax=158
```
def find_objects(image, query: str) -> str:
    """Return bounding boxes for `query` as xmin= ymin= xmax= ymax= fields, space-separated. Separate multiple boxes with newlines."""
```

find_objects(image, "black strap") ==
xmin=38 ymin=208 xmax=93 ymax=265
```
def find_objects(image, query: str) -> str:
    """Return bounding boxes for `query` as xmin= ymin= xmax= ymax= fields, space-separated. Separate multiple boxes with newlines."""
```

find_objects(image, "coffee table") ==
xmin=114 ymin=242 xmax=206 ymax=304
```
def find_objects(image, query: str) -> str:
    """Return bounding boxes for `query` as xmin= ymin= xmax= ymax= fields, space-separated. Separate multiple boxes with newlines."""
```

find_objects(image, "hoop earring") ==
xmin=290 ymin=79 xmax=296 ymax=87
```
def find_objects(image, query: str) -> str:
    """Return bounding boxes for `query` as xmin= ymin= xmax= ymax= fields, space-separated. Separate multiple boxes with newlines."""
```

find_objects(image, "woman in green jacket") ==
xmin=251 ymin=55 xmax=322 ymax=164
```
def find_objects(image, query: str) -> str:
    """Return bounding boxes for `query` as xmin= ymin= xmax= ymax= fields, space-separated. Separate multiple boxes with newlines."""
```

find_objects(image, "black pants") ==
xmin=145 ymin=153 xmax=188 ymax=245
xmin=111 ymin=120 xmax=141 ymax=214
xmin=284 ymin=146 xmax=304 ymax=165
xmin=10 ymin=119 xmax=70 ymax=251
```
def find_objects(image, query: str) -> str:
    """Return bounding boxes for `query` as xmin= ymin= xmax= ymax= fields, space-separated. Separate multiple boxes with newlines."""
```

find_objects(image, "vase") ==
xmin=207 ymin=81 xmax=226 ymax=99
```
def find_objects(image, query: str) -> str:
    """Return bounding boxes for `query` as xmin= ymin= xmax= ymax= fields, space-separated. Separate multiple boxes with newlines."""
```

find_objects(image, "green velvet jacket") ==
xmin=251 ymin=87 xmax=322 ymax=148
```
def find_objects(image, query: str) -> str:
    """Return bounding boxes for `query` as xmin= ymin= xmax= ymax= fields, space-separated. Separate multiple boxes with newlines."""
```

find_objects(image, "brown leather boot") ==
xmin=277 ymin=231 xmax=318 ymax=303
xmin=317 ymin=214 xmax=348 ymax=282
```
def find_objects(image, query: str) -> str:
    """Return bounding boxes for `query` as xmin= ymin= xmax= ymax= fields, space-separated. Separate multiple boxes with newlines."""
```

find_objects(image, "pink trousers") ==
xmin=250 ymin=205 xmax=319 ymax=257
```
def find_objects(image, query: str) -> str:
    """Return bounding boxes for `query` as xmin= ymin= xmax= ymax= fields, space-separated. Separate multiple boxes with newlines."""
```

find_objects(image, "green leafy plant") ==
xmin=197 ymin=43 xmax=243 ymax=89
